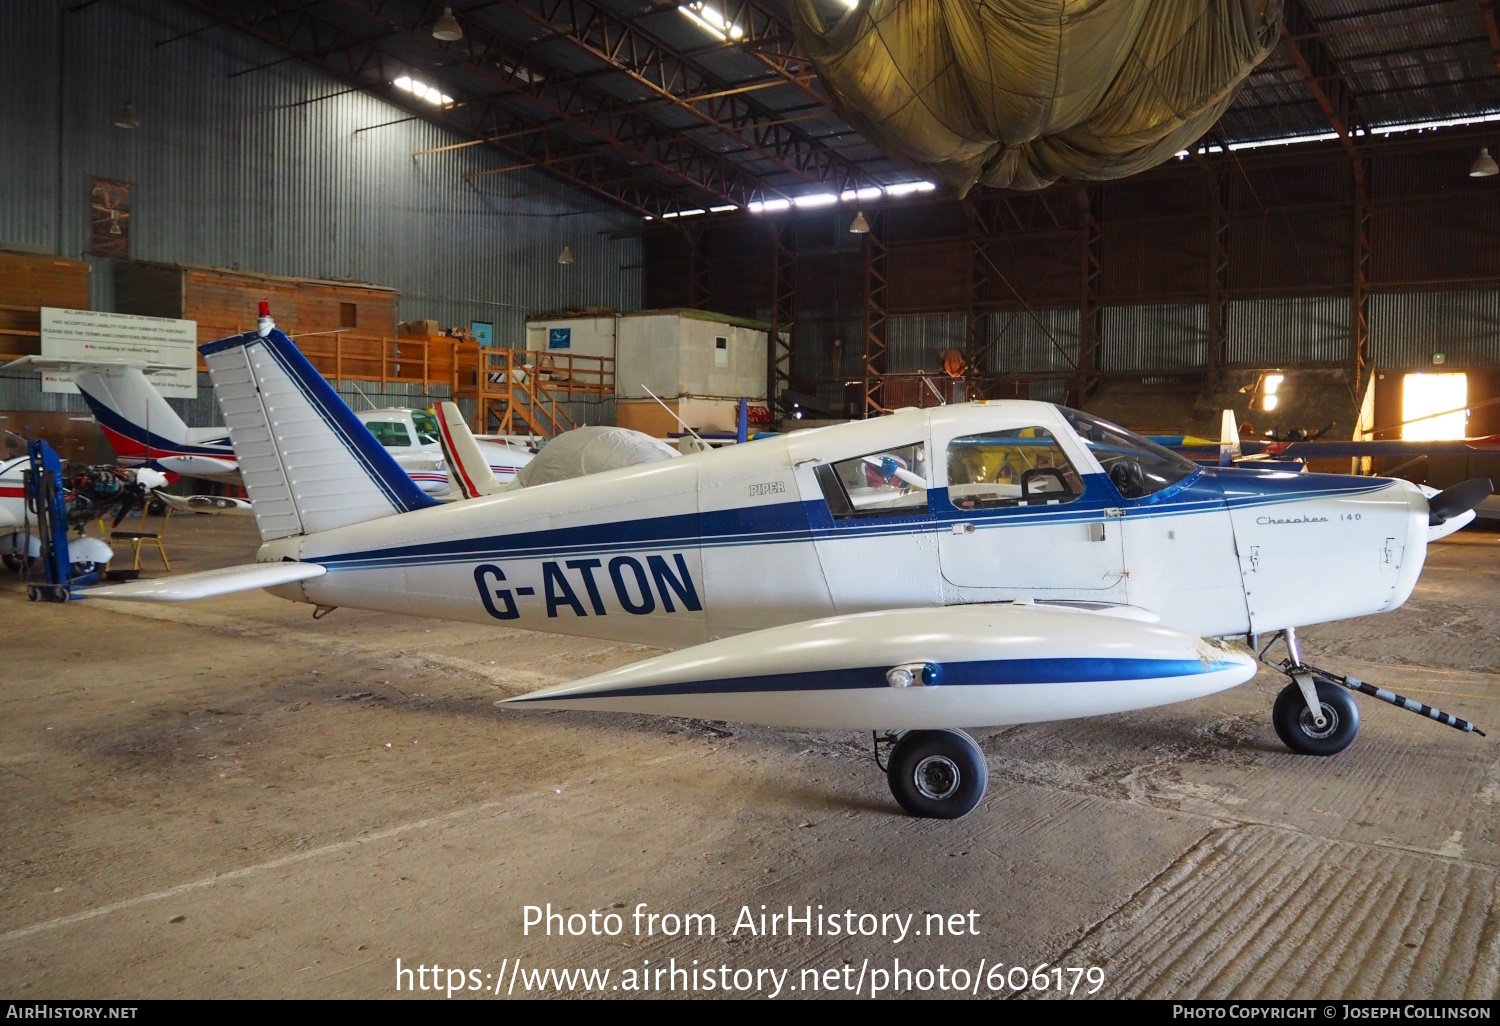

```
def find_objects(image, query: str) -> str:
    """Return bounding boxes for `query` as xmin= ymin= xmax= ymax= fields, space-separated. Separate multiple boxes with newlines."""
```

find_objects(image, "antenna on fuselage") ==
xmin=640 ymin=384 xmax=704 ymax=447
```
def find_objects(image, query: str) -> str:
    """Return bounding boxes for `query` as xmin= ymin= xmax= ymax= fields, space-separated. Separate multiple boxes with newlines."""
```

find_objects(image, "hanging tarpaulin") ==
xmin=792 ymin=0 xmax=1283 ymax=194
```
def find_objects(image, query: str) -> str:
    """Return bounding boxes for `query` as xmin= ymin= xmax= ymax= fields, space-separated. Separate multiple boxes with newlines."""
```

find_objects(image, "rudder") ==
xmin=201 ymin=328 xmax=437 ymax=541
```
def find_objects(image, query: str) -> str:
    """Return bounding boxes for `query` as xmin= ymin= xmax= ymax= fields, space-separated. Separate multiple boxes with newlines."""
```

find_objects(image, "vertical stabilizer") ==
xmin=435 ymin=401 xmax=502 ymax=499
xmin=200 ymin=328 xmax=437 ymax=541
xmin=1220 ymin=409 xmax=1242 ymax=467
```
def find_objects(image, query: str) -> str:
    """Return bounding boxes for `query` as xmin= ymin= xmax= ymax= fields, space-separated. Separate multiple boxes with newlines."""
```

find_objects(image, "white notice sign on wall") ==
xmin=40 ymin=308 xmax=198 ymax=397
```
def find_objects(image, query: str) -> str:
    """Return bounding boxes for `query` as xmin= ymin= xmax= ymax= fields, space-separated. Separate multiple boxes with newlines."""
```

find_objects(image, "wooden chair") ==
xmin=110 ymin=506 xmax=172 ymax=571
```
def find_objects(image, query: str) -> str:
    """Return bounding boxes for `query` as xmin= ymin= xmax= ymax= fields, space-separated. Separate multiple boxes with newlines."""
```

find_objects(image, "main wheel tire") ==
xmin=1273 ymin=680 xmax=1360 ymax=756
xmin=886 ymin=729 xmax=987 ymax=819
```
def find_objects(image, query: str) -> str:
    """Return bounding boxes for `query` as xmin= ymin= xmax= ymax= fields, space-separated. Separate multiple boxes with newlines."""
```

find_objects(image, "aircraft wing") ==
xmin=1273 ymin=437 xmax=1500 ymax=457
xmin=500 ymin=603 xmax=1252 ymax=730
xmin=85 ymin=561 xmax=325 ymax=601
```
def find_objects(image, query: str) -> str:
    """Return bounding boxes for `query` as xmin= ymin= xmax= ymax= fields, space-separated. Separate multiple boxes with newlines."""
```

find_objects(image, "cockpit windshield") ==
xmin=411 ymin=410 xmax=441 ymax=446
xmin=1059 ymin=408 xmax=1199 ymax=499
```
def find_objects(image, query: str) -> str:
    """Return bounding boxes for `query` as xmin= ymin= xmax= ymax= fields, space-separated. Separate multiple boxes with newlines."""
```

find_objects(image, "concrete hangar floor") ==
xmin=1 ymin=513 xmax=1497 ymax=999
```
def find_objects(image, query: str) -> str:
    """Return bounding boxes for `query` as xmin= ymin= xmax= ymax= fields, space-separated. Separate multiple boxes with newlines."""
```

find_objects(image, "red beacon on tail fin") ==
xmin=257 ymin=300 xmax=274 ymax=338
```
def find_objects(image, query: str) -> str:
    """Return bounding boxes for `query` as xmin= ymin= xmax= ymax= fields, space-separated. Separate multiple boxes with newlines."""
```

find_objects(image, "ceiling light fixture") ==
xmin=1470 ymin=146 xmax=1498 ymax=177
xmin=394 ymin=75 xmax=454 ymax=105
xmin=558 ymin=245 xmax=574 ymax=265
xmin=114 ymin=103 xmax=139 ymax=130
xmin=432 ymin=6 xmax=463 ymax=42
xmin=849 ymin=211 xmax=870 ymax=234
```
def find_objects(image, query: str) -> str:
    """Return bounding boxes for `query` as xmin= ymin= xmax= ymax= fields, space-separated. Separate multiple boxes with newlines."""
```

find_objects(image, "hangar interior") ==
xmin=2 ymin=0 xmax=1499 ymax=1000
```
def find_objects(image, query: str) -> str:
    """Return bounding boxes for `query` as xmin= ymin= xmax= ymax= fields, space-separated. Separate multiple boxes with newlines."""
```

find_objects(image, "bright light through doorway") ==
xmin=1402 ymin=372 xmax=1468 ymax=440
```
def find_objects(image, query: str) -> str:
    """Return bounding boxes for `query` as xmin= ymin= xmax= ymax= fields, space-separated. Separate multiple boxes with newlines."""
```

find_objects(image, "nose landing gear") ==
xmin=1258 ymin=628 xmax=1485 ymax=755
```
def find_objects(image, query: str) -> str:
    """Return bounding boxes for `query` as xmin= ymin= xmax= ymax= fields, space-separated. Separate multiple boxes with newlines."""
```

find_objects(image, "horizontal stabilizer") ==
xmin=86 ymin=561 xmax=325 ymax=601
xmin=1 ymin=355 xmax=179 ymax=375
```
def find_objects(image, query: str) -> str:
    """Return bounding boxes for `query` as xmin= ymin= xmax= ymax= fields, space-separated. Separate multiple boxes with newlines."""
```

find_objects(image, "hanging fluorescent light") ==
xmin=678 ymin=3 xmax=743 ymax=42
xmin=432 ymin=7 xmax=463 ymax=42
xmin=114 ymin=103 xmax=139 ymax=129
xmin=1470 ymin=147 xmax=1498 ymax=177
xmin=558 ymin=245 xmax=575 ymax=265
xmin=849 ymin=211 xmax=871 ymax=234
xmin=394 ymin=75 xmax=454 ymax=105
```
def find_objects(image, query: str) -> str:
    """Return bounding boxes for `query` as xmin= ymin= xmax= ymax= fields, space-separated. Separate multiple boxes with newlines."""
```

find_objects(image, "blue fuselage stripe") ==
xmin=510 ymin=657 xmax=1243 ymax=701
xmin=311 ymin=472 xmax=1394 ymax=573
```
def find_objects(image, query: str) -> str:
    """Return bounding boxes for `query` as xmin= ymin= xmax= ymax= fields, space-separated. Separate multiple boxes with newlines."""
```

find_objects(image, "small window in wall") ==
xmin=714 ymin=335 xmax=729 ymax=366
xmin=340 ymin=302 xmax=358 ymax=328
xmin=947 ymin=428 xmax=1084 ymax=510
xmin=1402 ymin=372 xmax=1467 ymax=440
xmin=815 ymin=443 xmax=929 ymax=518
xmin=366 ymin=420 xmax=412 ymax=447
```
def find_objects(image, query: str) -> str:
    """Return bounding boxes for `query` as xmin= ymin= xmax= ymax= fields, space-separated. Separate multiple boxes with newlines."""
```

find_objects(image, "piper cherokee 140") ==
xmin=87 ymin=324 xmax=1492 ymax=818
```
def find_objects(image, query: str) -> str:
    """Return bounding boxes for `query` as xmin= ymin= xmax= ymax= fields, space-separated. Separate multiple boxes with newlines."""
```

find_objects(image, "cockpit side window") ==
xmin=946 ymin=428 xmax=1083 ymax=510
xmin=1059 ymin=408 xmax=1198 ymax=499
xmin=816 ymin=442 xmax=929 ymax=519
xmin=366 ymin=420 xmax=412 ymax=447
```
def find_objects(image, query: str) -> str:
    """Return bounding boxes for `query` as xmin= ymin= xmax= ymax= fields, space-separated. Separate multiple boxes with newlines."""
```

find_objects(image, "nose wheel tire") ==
xmin=886 ymin=729 xmax=987 ymax=819
xmin=1273 ymin=679 xmax=1360 ymax=756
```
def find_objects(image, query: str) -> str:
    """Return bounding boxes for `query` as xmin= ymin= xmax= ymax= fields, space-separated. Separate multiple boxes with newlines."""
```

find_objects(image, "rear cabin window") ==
xmin=816 ymin=442 xmax=929 ymax=518
xmin=946 ymin=428 xmax=1084 ymax=510
xmin=366 ymin=420 xmax=412 ymax=447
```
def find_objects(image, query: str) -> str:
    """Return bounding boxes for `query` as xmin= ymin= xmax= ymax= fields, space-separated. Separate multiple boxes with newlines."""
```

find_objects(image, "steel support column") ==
xmin=1207 ymin=167 xmax=1232 ymax=375
xmin=1352 ymin=159 xmax=1373 ymax=397
xmin=962 ymin=198 xmax=996 ymax=400
xmin=862 ymin=210 xmax=889 ymax=418
xmin=1075 ymin=186 xmax=1104 ymax=406
xmin=684 ymin=224 xmax=712 ymax=310
xmin=767 ymin=217 xmax=796 ymax=408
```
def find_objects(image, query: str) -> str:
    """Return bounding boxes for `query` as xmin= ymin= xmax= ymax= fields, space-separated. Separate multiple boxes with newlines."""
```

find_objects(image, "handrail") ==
xmin=452 ymin=347 xmax=612 ymax=438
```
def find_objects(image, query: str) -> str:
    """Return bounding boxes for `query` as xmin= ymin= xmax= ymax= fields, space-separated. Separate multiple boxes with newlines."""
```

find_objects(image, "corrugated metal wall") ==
xmin=887 ymin=314 xmax=966 ymax=372
xmin=761 ymin=288 xmax=1500 ymax=389
xmin=1370 ymin=290 xmax=1500 ymax=369
xmin=1103 ymin=304 xmax=1206 ymax=371
xmin=989 ymin=309 xmax=1080 ymax=374
xmin=0 ymin=0 xmax=643 ymax=350
xmin=1227 ymin=295 xmax=1350 ymax=365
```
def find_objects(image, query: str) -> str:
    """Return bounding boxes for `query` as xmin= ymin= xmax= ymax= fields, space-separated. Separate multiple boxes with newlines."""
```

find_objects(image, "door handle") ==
xmin=950 ymin=522 xmax=975 ymax=535
xmin=1089 ymin=523 xmax=1106 ymax=542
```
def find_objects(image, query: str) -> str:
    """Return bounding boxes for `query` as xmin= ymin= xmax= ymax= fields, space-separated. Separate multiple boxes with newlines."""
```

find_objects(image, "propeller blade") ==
xmin=1428 ymin=477 xmax=1493 ymax=526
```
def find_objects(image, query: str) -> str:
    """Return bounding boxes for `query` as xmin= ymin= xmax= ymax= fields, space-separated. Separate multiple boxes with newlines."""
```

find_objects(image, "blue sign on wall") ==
xmin=471 ymin=321 xmax=493 ymax=347
xmin=548 ymin=327 xmax=572 ymax=350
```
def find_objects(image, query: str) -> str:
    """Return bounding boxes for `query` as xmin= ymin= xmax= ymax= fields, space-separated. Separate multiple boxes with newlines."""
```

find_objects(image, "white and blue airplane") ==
xmin=85 ymin=324 xmax=1492 ymax=818
xmin=2 ymin=356 xmax=534 ymax=495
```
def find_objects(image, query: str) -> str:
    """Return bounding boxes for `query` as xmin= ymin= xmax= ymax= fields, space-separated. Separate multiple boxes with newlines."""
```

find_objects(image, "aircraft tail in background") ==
xmin=1220 ymin=409 xmax=1242 ymax=467
xmin=2 ymin=356 xmax=238 ymax=478
xmin=435 ymin=401 xmax=503 ymax=500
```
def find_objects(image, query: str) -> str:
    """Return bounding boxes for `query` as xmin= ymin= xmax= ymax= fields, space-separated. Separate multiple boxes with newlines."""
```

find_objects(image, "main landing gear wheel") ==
xmin=1273 ymin=680 xmax=1360 ymax=756
xmin=886 ymin=729 xmax=987 ymax=819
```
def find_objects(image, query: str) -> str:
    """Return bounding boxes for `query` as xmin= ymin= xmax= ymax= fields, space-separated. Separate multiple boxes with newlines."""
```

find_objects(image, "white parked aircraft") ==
xmin=2 ymin=356 xmax=533 ymax=495
xmin=88 ymin=326 xmax=1491 ymax=817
